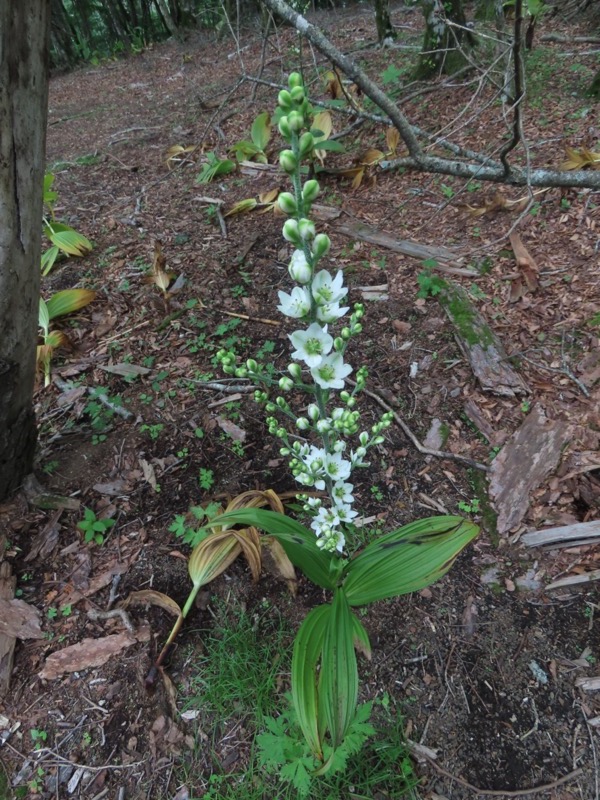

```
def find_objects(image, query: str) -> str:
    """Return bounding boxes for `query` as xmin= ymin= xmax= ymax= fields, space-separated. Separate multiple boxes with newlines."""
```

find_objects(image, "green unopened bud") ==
xmin=290 ymin=85 xmax=305 ymax=102
xmin=298 ymin=132 xmax=314 ymax=158
xmin=288 ymin=362 xmax=302 ymax=380
xmin=333 ymin=337 xmax=344 ymax=352
xmin=278 ymin=89 xmax=293 ymax=110
xmin=312 ymin=233 xmax=331 ymax=259
xmin=296 ymin=417 xmax=310 ymax=430
xmin=278 ymin=116 xmax=292 ymax=139
xmin=288 ymin=110 xmax=305 ymax=132
xmin=279 ymin=149 xmax=297 ymax=174
xmin=278 ymin=192 xmax=297 ymax=215
xmin=341 ymin=327 xmax=351 ymax=340
xmin=307 ymin=403 xmax=320 ymax=421
xmin=246 ymin=359 xmax=258 ymax=372
xmin=302 ymin=179 xmax=320 ymax=204
xmin=340 ymin=391 xmax=350 ymax=403
xmin=374 ymin=435 xmax=385 ymax=445
xmin=352 ymin=322 xmax=363 ymax=335
xmin=288 ymin=72 xmax=303 ymax=89
xmin=235 ymin=367 xmax=247 ymax=378
xmin=298 ymin=218 xmax=316 ymax=241
xmin=359 ymin=432 xmax=369 ymax=446
xmin=265 ymin=402 xmax=277 ymax=413
xmin=279 ymin=377 xmax=294 ymax=391
xmin=347 ymin=396 xmax=356 ymax=408
xmin=282 ymin=219 xmax=301 ymax=244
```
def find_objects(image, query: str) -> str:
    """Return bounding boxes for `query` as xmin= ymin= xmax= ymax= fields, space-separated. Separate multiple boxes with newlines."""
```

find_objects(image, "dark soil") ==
xmin=1 ymin=4 xmax=599 ymax=799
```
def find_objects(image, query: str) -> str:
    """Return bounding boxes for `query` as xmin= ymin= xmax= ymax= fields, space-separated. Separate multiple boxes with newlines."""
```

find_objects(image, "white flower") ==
xmin=316 ymin=302 xmax=350 ymax=323
xmin=335 ymin=502 xmax=358 ymax=523
xmin=277 ymin=286 xmax=311 ymax=318
xmin=290 ymin=323 xmax=333 ymax=367
xmin=310 ymin=353 xmax=352 ymax=389
xmin=312 ymin=270 xmax=347 ymax=305
xmin=332 ymin=481 xmax=354 ymax=505
xmin=289 ymin=250 xmax=312 ymax=284
xmin=323 ymin=452 xmax=352 ymax=482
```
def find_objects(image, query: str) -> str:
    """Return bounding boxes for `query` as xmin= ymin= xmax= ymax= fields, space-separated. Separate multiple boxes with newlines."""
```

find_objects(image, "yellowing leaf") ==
xmin=259 ymin=188 xmax=280 ymax=204
xmin=323 ymin=70 xmax=344 ymax=100
xmin=46 ymin=289 xmax=96 ymax=320
xmin=166 ymin=144 xmax=196 ymax=168
xmin=385 ymin=127 xmax=400 ymax=155
xmin=561 ymin=146 xmax=600 ymax=171
xmin=45 ymin=223 xmax=92 ymax=256
xmin=224 ymin=198 xmax=258 ymax=217
xmin=352 ymin=167 xmax=365 ymax=189
xmin=312 ymin=111 xmax=333 ymax=142
xmin=359 ymin=149 xmax=384 ymax=166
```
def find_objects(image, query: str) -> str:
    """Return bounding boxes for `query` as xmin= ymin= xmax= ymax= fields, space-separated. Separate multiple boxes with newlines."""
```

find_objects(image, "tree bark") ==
xmin=0 ymin=1 xmax=50 ymax=500
xmin=414 ymin=0 xmax=475 ymax=79
xmin=373 ymin=0 xmax=395 ymax=43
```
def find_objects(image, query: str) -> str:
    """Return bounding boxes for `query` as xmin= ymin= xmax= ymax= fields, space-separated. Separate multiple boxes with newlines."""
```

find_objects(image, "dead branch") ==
xmin=499 ymin=0 xmax=525 ymax=176
xmin=261 ymin=0 xmax=600 ymax=190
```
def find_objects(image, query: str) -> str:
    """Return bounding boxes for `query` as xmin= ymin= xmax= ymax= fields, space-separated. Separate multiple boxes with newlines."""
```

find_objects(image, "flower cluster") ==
xmin=219 ymin=72 xmax=393 ymax=552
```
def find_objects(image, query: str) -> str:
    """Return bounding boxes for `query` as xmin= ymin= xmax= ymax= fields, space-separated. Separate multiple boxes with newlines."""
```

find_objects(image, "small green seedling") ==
xmin=457 ymin=498 xmax=480 ymax=515
xmin=77 ymin=508 xmax=116 ymax=545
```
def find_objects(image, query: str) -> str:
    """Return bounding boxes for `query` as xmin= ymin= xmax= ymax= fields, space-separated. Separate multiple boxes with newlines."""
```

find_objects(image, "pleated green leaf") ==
xmin=351 ymin=611 xmax=372 ymax=660
xmin=46 ymin=289 xmax=96 ymax=321
xmin=44 ymin=222 xmax=92 ymax=256
xmin=292 ymin=603 xmax=330 ymax=760
xmin=198 ymin=508 xmax=335 ymax=590
xmin=342 ymin=516 xmax=478 ymax=607
xmin=319 ymin=589 xmax=358 ymax=748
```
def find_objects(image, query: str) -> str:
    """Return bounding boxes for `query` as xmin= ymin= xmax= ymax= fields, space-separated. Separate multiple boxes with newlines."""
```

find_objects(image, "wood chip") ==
xmin=575 ymin=675 xmax=600 ymax=691
xmin=521 ymin=519 xmax=600 ymax=548
xmin=0 ymin=597 xmax=44 ymax=640
xmin=489 ymin=405 xmax=571 ymax=534
xmin=39 ymin=627 xmax=150 ymax=680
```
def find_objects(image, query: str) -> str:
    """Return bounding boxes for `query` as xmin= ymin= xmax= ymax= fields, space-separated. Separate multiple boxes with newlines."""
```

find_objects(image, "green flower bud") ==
xmin=288 ymin=110 xmax=305 ymax=132
xmin=288 ymin=72 xmax=303 ymax=89
xmin=302 ymin=179 xmax=320 ymax=203
xmin=340 ymin=391 xmax=350 ymax=403
xmin=280 ymin=447 xmax=290 ymax=456
xmin=276 ymin=396 xmax=288 ymax=408
xmin=307 ymin=403 xmax=320 ymax=421
xmin=333 ymin=337 xmax=344 ymax=352
xmin=347 ymin=396 xmax=356 ymax=408
xmin=312 ymin=233 xmax=331 ymax=259
xmin=288 ymin=362 xmax=302 ymax=380
xmin=279 ymin=149 xmax=297 ymax=174
xmin=235 ymin=367 xmax=247 ymax=378
xmin=290 ymin=85 xmax=305 ymax=102
xmin=341 ymin=327 xmax=351 ymax=340
xmin=282 ymin=219 xmax=301 ymax=244
xmin=278 ymin=377 xmax=294 ymax=391
xmin=352 ymin=322 xmax=363 ymax=335
xmin=278 ymin=89 xmax=293 ymax=110
xmin=265 ymin=402 xmax=276 ymax=413
xmin=298 ymin=132 xmax=314 ymax=158
xmin=278 ymin=192 xmax=297 ymax=215
xmin=296 ymin=417 xmax=310 ymax=430
xmin=298 ymin=218 xmax=316 ymax=241
xmin=359 ymin=431 xmax=369 ymax=446
xmin=246 ymin=359 xmax=258 ymax=372
xmin=279 ymin=115 xmax=292 ymax=138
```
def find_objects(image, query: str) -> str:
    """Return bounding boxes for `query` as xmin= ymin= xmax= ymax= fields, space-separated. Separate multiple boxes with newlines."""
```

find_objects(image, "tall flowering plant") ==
xmin=196 ymin=74 xmax=478 ymax=787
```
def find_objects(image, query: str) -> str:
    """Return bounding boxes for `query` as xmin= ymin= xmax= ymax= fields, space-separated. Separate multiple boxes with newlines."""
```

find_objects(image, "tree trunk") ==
xmin=414 ymin=0 xmax=475 ymax=79
xmin=588 ymin=67 xmax=600 ymax=98
xmin=0 ymin=1 xmax=50 ymax=500
xmin=373 ymin=0 xmax=396 ymax=43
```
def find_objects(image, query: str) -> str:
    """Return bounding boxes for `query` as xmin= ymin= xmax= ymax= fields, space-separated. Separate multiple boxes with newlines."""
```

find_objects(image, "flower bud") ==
xmin=302 ymin=179 xmax=320 ymax=204
xmin=333 ymin=337 xmax=344 ymax=352
xmin=278 ymin=89 xmax=293 ymax=110
xmin=298 ymin=218 xmax=316 ymax=241
xmin=359 ymin=432 xmax=369 ymax=446
xmin=298 ymin=132 xmax=314 ymax=158
xmin=374 ymin=435 xmax=385 ymax=445
xmin=288 ymin=110 xmax=305 ymax=132
xmin=316 ymin=419 xmax=331 ymax=434
xmin=340 ymin=391 xmax=350 ymax=403
xmin=296 ymin=417 xmax=310 ymax=430
xmin=278 ymin=115 xmax=292 ymax=139
xmin=288 ymin=72 xmax=303 ymax=89
xmin=290 ymin=85 xmax=305 ymax=102
xmin=307 ymin=403 xmax=320 ymax=421
xmin=312 ymin=233 xmax=331 ymax=259
xmin=279 ymin=377 xmax=294 ymax=391
xmin=278 ymin=192 xmax=297 ymax=215
xmin=288 ymin=250 xmax=312 ymax=284
xmin=265 ymin=402 xmax=276 ymax=413
xmin=356 ymin=446 xmax=367 ymax=458
xmin=341 ymin=327 xmax=351 ymax=340
xmin=352 ymin=322 xmax=363 ymax=335
xmin=288 ymin=362 xmax=302 ymax=380
xmin=246 ymin=359 xmax=258 ymax=372
xmin=279 ymin=149 xmax=297 ymax=174
xmin=282 ymin=219 xmax=301 ymax=244
xmin=347 ymin=396 xmax=356 ymax=408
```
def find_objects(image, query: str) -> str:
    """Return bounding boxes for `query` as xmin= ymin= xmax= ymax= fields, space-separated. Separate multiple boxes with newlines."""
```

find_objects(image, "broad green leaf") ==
xmin=251 ymin=112 xmax=271 ymax=151
xmin=342 ymin=516 xmax=478 ymax=606
xmin=320 ymin=589 xmax=358 ymax=747
xmin=197 ymin=508 xmax=334 ymax=589
xmin=41 ymin=245 xmax=60 ymax=276
xmin=45 ymin=223 xmax=92 ymax=256
xmin=38 ymin=298 xmax=50 ymax=336
xmin=43 ymin=173 xmax=58 ymax=211
xmin=292 ymin=603 xmax=330 ymax=760
xmin=46 ymin=289 xmax=96 ymax=320
xmin=351 ymin=612 xmax=371 ymax=660
xmin=313 ymin=140 xmax=345 ymax=153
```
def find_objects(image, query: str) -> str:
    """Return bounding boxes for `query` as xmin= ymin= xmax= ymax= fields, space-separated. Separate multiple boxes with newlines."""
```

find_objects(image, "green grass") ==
xmin=177 ymin=598 xmax=420 ymax=799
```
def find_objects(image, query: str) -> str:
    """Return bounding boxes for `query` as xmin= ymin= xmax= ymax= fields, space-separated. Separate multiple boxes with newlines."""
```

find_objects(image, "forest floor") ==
xmin=1 ymin=3 xmax=600 ymax=799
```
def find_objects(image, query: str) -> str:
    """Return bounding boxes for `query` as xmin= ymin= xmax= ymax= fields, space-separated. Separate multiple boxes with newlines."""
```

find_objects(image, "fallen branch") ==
xmin=350 ymin=380 xmax=490 ymax=472
xmin=261 ymin=0 xmax=600 ymax=189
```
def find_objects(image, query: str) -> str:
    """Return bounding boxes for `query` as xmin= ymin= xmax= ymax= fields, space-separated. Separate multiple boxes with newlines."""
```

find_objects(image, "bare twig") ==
xmin=348 ymin=380 xmax=489 ymax=472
